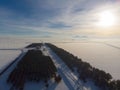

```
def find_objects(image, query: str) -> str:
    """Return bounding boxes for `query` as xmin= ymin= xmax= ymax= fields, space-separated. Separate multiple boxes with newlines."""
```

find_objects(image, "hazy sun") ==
xmin=97 ymin=10 xmax=116 ymax=27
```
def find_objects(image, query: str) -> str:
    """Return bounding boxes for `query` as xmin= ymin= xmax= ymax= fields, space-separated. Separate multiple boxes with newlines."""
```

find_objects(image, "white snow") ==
xmin=24 ymin=78 xmax=69 ymax=90
xmin=0 ymin=36 xmax=119 ymax=90
xmin=0 ymin=51 xmax=27 ymax=90
xmin=41 ymin=45 xmax=101 ymax=90
xmin=0 ymin=37 xmax=32 ymax=72
xmin=0 ymin=47 xmax=70 ymax=90
xmin=0 ymin=50 xmax=21 ymax=72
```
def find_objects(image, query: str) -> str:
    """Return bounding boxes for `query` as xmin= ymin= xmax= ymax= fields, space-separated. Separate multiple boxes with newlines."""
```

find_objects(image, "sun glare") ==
xmin=97 ymin=10 xmax=116 ymax=27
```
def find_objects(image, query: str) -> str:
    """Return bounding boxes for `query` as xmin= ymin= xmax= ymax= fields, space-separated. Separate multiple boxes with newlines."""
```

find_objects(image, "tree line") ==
xmin=46 ymin=43 xmax=120 ymax=90
xmin=26 ymin=43 xmax=42 ymax=48
xmin=7 ymin=49 xmax=61 ymax=90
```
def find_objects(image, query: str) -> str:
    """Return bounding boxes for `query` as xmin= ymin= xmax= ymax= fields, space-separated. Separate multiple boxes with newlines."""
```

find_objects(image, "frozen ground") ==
xmin=0 ymin=37 xmax=120 ymax=80
xmin=0 ymin=37 xmax=119 ymax=90
xmin=0 ymin=47 xmax=71 ymax=90
xmin=0 ymin=37 xmax=27 ymax=72
xmin=54 ymin=42 xmax=120 ymax=80
xmin=0 ymin=50 xmax=21 ymax=72
xmin=41 ymin=45 xmax=101 ymax=90
xmin=0 ymin=37 xmax=38 ymax=72
xmin=0 ymin=51 xmax=27 ymax=90
xmin=0 ymin=42 xmax=101 ymax=90
xmin=24 ymin=79 xmax=69 ymax=90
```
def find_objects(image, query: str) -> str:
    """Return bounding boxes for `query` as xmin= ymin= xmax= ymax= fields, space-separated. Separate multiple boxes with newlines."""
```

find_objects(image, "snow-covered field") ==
xmin=0 ymin=37 xmax=120 ymax=80
xmin=0 ymin=43 xmax=73 ymax=90
xmin=0 ymin=37 xmax=120 ymax=90
xmin=54 ymin=42 xmax=120 ymax=80
xmin=0 ymin=37 xmax=28 ymax=72
xmin=0 ymin=51 xmax=27 ymax=90
xmin=0 ymin=50 xmax=21 ymax=72
xmin=42 ymin=45 xmax=101 ymax=90
xmin=24 ymin=79 xmax=70 ymax=90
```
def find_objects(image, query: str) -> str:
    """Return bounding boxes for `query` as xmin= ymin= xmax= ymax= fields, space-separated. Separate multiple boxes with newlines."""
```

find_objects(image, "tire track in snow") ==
xmin=41 ymin=45 xmax=86 ymax=90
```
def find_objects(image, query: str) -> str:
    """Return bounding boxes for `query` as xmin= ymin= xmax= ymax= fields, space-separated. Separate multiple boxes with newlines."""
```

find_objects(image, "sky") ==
xmin=0 ymin=0 xmax=120 ymax=41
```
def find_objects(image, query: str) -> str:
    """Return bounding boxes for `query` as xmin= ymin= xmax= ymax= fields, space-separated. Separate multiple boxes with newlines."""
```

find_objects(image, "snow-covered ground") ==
xmin=54 ymin=42 xmax=120 ymax=80
xmin=0 ymin=50 xmax=21 ymax=72
xmin=24 ymin=78 xmax=70 ymax=90
xmin=0 ymin=46 xmax=71 ymax=90
xmin=0 ymin=37 xmax=37 ymax=72
xmin=0 ymin=51 xmax=27 ymax=90
xmin=23 ymin=47 xmax=72 ymax=90
xmin=41 ymin=45 xmax=101 ymax=90
xmin=0 ymin=37 xmax=120 ymax=90
xmin=0 ymin=37 xmax=27 ymax=72
xmin=0 ymin=43 xmax=101 ymax=90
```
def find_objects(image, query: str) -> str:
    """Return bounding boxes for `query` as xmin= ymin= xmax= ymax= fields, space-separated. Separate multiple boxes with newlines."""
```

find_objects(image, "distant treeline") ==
xmin=7 ymin=49 xmax=58 ymax=90
xmin=46 ymin=43 xmax=120 ymax=90
xmin=26 ymin=43 xmax=42 ymax=48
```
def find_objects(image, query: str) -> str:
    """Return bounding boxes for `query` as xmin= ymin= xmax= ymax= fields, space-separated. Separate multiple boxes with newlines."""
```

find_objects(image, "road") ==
xmin=41 ymin=45 xmax=86 ymax=90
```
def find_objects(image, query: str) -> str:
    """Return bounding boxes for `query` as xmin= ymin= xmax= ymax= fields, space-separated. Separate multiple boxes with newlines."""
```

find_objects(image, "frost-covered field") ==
xmin=1 ymin=37 xmax=119 ymax=90
xmin=42 ymin=45 xmax=101 ymax=90
xmin=0 ymin=50 xmax=21 ymax=72
xmin=0 ymin=39 xmax=71 ymax=90
xmin=55 ymin=42 xmax=120 ymax=80
xmin=0 ymin=36 xmax=120 ymax=80
xmin=0 ymin=37 xmax=28 ymax=72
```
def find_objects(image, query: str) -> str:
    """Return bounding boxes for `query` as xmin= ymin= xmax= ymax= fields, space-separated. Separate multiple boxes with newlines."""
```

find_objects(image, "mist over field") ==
xmin=0 ymin=37 xmax=120 ymax=80
xmin=55 ymin=41 xmax=120 ymax=80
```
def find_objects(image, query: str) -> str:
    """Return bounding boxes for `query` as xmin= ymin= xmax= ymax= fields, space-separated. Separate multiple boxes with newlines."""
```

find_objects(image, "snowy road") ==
xmin=41 ymin=45 xmax=86 ymax=90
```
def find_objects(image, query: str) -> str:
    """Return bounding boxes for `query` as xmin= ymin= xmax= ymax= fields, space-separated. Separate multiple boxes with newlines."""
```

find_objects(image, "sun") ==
xmin=97 ymin=10 xmax=116 ymax=27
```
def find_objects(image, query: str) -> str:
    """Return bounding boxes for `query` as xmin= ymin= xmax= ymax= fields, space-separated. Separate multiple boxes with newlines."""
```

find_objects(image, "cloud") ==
xmin=0 ymin=0 xmax=120 ymax=40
